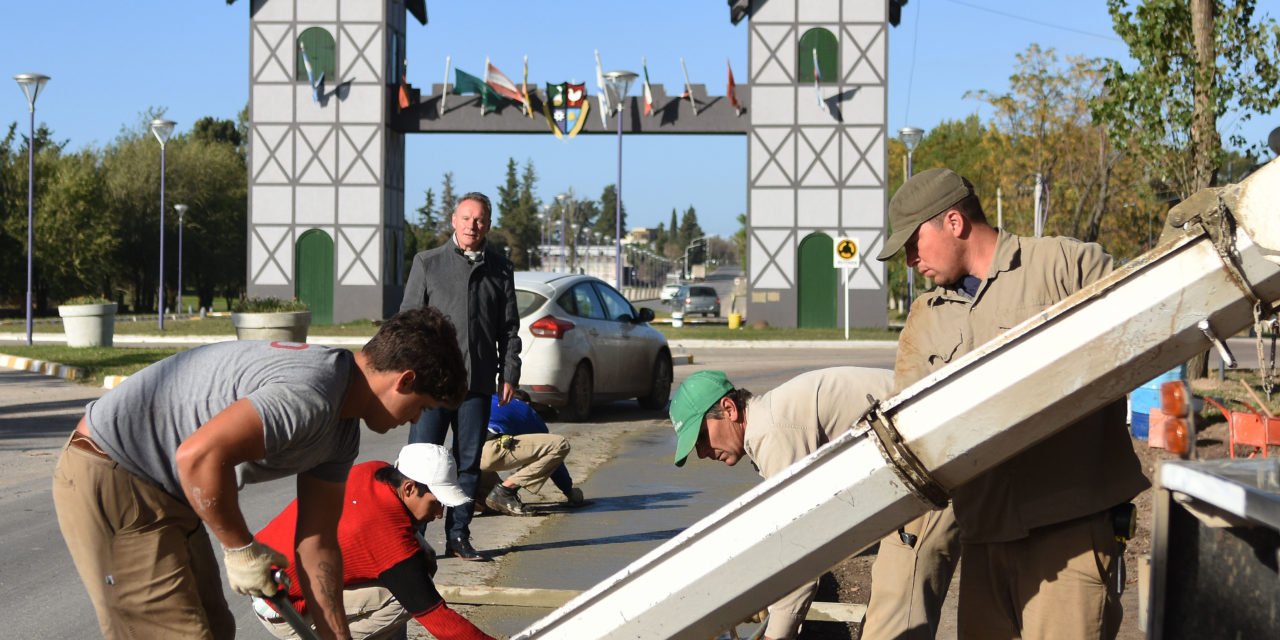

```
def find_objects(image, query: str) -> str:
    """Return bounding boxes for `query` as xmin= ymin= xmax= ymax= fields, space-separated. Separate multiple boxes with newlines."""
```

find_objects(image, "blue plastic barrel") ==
xmin=1129 ymin=365 xmax=1187 ymax=440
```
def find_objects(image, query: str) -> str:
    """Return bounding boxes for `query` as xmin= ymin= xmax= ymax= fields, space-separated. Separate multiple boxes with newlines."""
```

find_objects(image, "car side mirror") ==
xmin=635 ymin=307 xmax=655 ymax=323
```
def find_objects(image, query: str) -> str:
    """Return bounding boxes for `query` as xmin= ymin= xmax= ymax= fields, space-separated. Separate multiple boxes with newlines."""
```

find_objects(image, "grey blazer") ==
xmin=400 ymin=240 xmax=521 ymax=394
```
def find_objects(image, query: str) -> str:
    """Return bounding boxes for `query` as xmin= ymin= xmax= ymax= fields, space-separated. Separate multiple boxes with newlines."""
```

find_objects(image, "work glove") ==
xmin=223 ymin=540 xmax=288 ymax=596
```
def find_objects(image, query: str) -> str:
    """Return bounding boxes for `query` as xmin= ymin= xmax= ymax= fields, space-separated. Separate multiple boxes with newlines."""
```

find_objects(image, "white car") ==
xmin=515 ymin=272 xmax=673 ymax=421
xmin=660 ymin=282 xmax=683 ymax=304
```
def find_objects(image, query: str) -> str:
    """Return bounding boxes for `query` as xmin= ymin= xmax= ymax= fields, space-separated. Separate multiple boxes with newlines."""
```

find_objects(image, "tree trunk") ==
xmin=1190 ymin=0 xmax=1219 ymax=193
xmin=1186 ymin=0 xmax=1217 ymax=378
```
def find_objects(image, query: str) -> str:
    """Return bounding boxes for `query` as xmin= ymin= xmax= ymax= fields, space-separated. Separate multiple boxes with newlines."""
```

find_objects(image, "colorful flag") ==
xmin=727 ymin=58 xmax=741 ymax=116
xmin=541 ymin=81 xmax=591 ymax=140
xmin=398 ymin=59 xmax=410 ymax=110
xmin=454 ymin=68 xmax=500 ymax=113
xmin=485 ymin=58 xmax=524 ymax=103
xmin=595 ymin=49 xmax=611 ymax=127
xmin=642 ymin=57 xmax=654 ymax=117
xmin=812 ymin=48 xmax=823 ymax=107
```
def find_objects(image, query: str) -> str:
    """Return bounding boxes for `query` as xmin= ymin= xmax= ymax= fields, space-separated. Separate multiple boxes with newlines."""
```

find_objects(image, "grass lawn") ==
xmin=20 ymin=316 xmax=382 ymax=337
xmin=1 ymin=345 xmax=187 ymax=388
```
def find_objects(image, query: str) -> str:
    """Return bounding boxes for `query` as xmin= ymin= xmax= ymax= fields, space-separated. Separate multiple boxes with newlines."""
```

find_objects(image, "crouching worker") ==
xmin=480 ymin=389 xmax=584 ymax=516
xmin=253 ymin=443 xmax=494 ymax=640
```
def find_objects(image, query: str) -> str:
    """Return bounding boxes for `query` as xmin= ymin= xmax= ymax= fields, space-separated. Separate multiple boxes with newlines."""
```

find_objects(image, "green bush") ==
xmin=231 ymin=296 xmax=308 ymax=313
xmin=63 ymin=295 xmax=113 ymax=305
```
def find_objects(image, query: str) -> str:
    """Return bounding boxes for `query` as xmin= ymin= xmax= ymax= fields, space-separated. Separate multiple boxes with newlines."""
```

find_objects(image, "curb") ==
xmin=0 ymin=353 xmax=86 ymax=381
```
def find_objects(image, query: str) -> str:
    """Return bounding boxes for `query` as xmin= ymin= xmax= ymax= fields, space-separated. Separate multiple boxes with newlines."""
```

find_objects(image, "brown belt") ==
xmin=69 ymin=431 xmax=111 ymax=460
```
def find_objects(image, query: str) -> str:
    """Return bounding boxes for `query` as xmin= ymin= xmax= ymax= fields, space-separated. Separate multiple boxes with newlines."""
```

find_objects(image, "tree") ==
xmin=732 ymin=213 xmax=747 ymax=267
xmin=167 ymin=134 xmax=248 ymax=311
xmin=439 ymin=171 xmax=459 ymax=226
xmin=513 ymin=159 xmax=542 ymax=268
xmin=593 ymin=183 xmax=626 ymax=238
xmin=1094 ymin=0 xmax=1280 ymax=199
xmin=1095 ymin=0 xmax=1280 ymax=378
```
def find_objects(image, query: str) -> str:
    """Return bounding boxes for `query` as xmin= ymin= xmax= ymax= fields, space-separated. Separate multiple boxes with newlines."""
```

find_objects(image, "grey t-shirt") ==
xmin=87 ymin=340 xmax=360 ymax=502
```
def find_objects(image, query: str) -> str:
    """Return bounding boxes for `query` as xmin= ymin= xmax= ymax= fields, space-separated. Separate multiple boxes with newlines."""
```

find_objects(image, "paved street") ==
xmin=0 ymin=343 xmax=891 ymax=638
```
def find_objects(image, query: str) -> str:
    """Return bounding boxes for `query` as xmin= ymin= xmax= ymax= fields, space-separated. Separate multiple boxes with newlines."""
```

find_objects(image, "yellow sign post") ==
xmin=833 ymin=237 xmax=860 ymax=339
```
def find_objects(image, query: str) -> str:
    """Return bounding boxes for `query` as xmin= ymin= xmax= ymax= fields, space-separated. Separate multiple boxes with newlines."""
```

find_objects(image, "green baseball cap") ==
xmin=669 ymin=370 xmax=734 ymax=467
xmin=876 ymin=167 xmax=975 ymax=261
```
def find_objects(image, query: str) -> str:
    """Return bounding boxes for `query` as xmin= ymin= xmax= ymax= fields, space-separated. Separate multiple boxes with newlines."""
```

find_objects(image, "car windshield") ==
xmin=516 ymin=290 xmax=547 ymax=318
xmin=691 ymin=287 xmax=715 ymax=296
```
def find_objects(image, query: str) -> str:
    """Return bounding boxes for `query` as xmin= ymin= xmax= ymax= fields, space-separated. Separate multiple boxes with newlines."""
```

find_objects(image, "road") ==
xmin=0 ymin=343 xmax=892 ymax=639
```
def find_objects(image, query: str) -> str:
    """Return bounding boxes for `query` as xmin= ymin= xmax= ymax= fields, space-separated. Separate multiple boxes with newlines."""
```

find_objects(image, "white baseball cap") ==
xmin=394 ymin=444 xmax=471 ymax=507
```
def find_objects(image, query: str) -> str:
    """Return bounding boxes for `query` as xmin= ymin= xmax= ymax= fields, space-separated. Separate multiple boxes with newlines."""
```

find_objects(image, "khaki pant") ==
xmin=256 ymin=583 xmax=412 ymax=640
xmin=862 ymin=505 xmax=961 ymax=640
xmin=958 ymin=510 xmax=1122 ymax=640
xmin=480 ymin=433 xmax=569 ymax=494
xmin=52 ymin=434 xmax=235 ymax=640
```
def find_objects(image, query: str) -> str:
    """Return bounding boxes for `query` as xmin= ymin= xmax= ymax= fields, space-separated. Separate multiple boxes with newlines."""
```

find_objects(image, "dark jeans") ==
xmin=409 ymin=392 xmax=491 ymax=541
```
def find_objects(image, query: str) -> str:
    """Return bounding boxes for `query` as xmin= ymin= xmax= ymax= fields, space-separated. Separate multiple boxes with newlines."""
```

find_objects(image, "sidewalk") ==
xmin=0 ymin=334 xmax=899 ymax=388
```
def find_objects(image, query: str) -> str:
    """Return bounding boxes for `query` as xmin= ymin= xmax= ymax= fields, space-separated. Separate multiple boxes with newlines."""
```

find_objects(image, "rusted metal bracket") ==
xmin=858 ymin=395 xmax=949 ymax=509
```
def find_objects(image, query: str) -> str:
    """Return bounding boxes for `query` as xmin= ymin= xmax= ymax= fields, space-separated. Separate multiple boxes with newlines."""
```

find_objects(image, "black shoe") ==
xmin=485 ymin=485 xmax=532 ymax=516
xmin=444 ymin=536 xmax=491 ymax=562
xmin=564 ymin=487 xmax=585 ymax=507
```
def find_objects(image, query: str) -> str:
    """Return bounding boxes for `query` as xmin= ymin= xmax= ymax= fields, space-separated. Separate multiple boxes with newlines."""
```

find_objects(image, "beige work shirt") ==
xmin=900 ymin=230 xmax=1148 ymax=543
xmin=741 ymin=366 xmax=895 ymax=638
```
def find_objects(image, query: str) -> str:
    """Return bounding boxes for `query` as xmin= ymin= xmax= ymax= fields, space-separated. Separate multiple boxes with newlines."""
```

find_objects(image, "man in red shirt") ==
xmin=253 ymin=443 xmax=494 ymax=639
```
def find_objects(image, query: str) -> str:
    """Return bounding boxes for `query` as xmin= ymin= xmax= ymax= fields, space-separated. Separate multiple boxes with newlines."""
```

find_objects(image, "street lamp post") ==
xmin=14 ymin=73 xmax=49 ymax=346
xmin=898 ymin=126 xmax=924 ymax=308
xmin=174 ymin=204 xmax=188 ymax=316
xmin=603 ymin=69 xmax=637 ymax=288
xmin=150 ymin=118 xmax=176 ymax=330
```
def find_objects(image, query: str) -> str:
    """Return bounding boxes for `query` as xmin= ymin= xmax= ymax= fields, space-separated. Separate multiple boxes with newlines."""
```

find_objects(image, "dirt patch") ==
xmin=803 ymin=414 xmax=1238 ymax=640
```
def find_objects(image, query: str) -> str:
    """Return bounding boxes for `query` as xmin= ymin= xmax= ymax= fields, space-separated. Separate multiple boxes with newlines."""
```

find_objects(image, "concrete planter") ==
xmin=231 ymin=311 xmax=311 ymax=342
xmin=58 ymin=303 xmax=117 ymax=347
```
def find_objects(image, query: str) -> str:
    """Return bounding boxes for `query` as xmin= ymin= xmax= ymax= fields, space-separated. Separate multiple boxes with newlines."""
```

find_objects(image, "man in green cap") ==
xmin=669 ymin=366 xmax=894 ymax=640
xmin=875 ymin=167 xmax=1147 ymax=639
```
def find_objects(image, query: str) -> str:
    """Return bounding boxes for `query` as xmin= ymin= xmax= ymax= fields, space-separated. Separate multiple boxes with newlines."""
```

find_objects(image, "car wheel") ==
xmin=563 ymin=361 xmax=593 ymax=422
xmin=638 ymin=353 xmax=673 ymax=410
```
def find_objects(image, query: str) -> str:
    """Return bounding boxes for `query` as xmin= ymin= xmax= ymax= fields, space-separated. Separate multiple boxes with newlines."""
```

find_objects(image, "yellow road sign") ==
xmin=834 ymin=237 xmax=860 ymax=268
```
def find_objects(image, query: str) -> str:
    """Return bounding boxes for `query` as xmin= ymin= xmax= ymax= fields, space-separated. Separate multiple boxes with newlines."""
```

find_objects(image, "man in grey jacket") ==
xmin=401 ymin=192 xmax=522 ymax=561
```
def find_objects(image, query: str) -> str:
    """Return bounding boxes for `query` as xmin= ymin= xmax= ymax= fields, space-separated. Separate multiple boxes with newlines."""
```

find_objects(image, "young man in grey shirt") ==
xmin=53 ymin=307 xmax=467 ymax=640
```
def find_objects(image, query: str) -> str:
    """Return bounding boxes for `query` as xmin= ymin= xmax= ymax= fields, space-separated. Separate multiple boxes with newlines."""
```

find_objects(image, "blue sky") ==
xmin=4 ymin=0 xmax=1277 ymax=239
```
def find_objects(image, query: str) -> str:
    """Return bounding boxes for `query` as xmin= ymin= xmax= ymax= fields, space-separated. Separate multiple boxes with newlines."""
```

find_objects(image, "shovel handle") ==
xmin=265 ymin=568 xmax=323 ymax=640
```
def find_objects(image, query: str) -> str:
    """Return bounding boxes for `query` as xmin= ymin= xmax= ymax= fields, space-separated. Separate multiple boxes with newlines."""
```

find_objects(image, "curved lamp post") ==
xmin=150 ymin=118 xmax=176 ymax=329
xmin=603 ymin=69 xmax=637 ymax=288
xmin=14 ymin=73 xmax=49 ymax=346
xmin=898 ymin=126 xmax=924 ymax=308
xmin=174 ymin=204 xmax=188 ymax=316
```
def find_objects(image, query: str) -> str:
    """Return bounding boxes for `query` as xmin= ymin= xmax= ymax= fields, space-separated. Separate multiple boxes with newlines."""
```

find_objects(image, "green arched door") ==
xmin=296 ymin=229 xmax=334 ymax=325
xmin=798 ymin=233 xmax=836 ymax=328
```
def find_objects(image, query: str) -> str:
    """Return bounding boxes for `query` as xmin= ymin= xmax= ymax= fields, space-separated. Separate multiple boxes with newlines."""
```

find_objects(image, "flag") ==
xmin=485 ymin=57 xmax=525 ymax=105
xmin=812 ymin=48 xmax=823 ymax=107
xmin=727 ymin=58 xmax=741 ymax=116
xmin=454 ymin=68 xmax=500 ymax=113
xmin=521 ymin=55 xmax=532 ymax=117
xmin=397 ymin=59 xmax=410 ymax=110
xmin=595 ymin=49 xmax=612 ymax=127
xmin=440 ymin=56 xmax=451 ymax=116
xmin=299 ymin=42 xmax=323 ymax=104
xmin=642 ymin=57 xmax=654 ymax=117
xmin=680 ymin=57 xmax=699 ymax=116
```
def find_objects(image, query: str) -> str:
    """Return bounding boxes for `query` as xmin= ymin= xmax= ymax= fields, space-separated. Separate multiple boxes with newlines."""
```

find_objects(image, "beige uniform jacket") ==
xmin=742 ymin=366 xmax=895 ymax=638
xmin=899 ymin=230 xmax=1149 ymax=543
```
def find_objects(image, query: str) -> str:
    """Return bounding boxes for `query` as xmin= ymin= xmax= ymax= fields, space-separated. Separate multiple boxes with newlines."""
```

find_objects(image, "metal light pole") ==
xmin=14 ymin=73 xmax=49 ymax=346
xmin=604 ymin=69 xmax=637 ymax=288
xmin=174 ymin=204 xmax=188 ymax=316
xmin=898 ymin=126 xmax=924 ymax=308
xmin=150 ymin=118 xmax=176 ymax=329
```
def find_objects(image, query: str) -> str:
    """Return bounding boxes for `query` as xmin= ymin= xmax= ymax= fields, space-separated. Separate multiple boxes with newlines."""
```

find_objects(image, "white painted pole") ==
xmin=997 ymin=186 xmax=1003 ymax=230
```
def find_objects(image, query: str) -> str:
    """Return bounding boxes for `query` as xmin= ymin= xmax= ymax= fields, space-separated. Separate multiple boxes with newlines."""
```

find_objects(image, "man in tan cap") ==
xmin=874 ymin=167 xmax=1148 ymax=639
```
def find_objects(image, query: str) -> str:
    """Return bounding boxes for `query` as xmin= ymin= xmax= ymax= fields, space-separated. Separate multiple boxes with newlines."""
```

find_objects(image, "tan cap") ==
xmin=876 ymin=168 xmax=975 ymax=260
